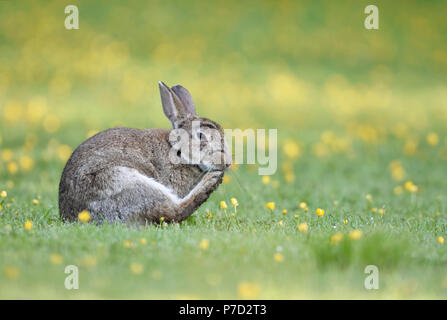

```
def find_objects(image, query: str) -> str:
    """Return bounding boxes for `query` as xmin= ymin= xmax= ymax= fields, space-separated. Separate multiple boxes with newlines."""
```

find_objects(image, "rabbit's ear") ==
xmin=158 ymin=81 xmax=188 ymax=128
xmin=171 ymin=85 xmax=196 ymax=115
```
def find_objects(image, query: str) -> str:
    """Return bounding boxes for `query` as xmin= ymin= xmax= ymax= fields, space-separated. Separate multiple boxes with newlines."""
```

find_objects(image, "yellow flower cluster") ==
xmin=316 ymin=208 xmax=325 ymax=217
xmin=1 ymin=148 xmax=35 ymax=175
xmin=404 ymin=181 xmax=418 ymax=193
xmin=299 ymin=202 xmax=308 ymax=212
xmin=331 ymin=230 xmax=363 ymax=244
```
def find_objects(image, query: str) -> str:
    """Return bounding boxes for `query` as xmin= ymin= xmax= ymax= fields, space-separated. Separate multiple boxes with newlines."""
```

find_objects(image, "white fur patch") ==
xmin=114 ymin=166 xmax=181 ymax=203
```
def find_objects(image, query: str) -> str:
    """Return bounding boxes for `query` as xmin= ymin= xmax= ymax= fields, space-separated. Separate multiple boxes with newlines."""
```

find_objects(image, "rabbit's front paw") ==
xmin=203 ymin=170 xmax=224 ymax=188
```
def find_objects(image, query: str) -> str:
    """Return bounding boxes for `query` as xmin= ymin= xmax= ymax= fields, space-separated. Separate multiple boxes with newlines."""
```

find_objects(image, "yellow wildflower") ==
xmin=297 ymin=222 xmax=308 ymax=232
xmin=403 ymin=139 xmax=418 ymax=156
xmin=7 ymin=162 xmax=19 ymax=174
xmin=389 ymin=160 xmax=406 ymax=181
xmin=24 ymin=220 xmax=33 ymax=230
xmin=220 ymin=201 xmax=228 ymax=210
xmin=50 ymin=253 xmax=63 ymax=265
xmin=1 ymin=149 xmax=13 ymax=162
xmin=78 ymin=210 xmax=91 ymax=223
xmin=230 ymin=197 xmax=239 ymax=207
xmin=0 ymin=190 xmax=7 ymax=198
xmin=57 ymin=144 xmax=72 ymax=162
xmin=282 ymin=209 xmax=287 ymax=215
xmin=261 ymin=176 xmax=271 ymax=184
xmin=237 ymin=282 xmax=260 ymax=299
xmin=404 ymin=181 xmax=418 ymax=193
xmin=273 ymin=252 xmax=284 ymax=262
xmin=349 ymin=230 xmax=363 ymax=240
xmin=438 ymin=237 xmax=445 ymax=244
xmin=199 ymin=239 xmax=210 ymax=250
xmin=266 ymin=202 xmax=275 ymax=211
xmin=32 ymin=199 xmax=39 ymax=205
xmin=331 ymin=232 xmax=344 ymax=244
xmin=140 ymin=238 xmax=147 ymax=245
xmin=123 ymin=240 xmax=133 ymax=248
xmin=283 ymin=140 xmax=301 ymax=159
xmin=19 ymin=156 xmax=34 ymax=171
xmin=278 ymin=220 xmax=284 ymax=227
xmin=316 ymin=208 xmax=325 ymax=217
xmin=426 ymin=132 xmax=439 ymax=146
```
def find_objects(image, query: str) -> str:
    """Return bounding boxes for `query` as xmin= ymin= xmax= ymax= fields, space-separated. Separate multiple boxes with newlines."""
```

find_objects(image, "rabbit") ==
xmin=58 ymin=82 xmax=232 ymax=225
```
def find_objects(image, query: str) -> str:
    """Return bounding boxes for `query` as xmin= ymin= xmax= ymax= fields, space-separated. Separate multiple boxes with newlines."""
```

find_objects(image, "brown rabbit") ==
xmin=58 ymin=82 xmax=232 ymax=225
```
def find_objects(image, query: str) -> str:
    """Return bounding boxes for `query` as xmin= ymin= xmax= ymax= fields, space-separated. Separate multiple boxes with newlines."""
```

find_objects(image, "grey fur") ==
xmin=58 ymin=82 xmax=232 ymax=225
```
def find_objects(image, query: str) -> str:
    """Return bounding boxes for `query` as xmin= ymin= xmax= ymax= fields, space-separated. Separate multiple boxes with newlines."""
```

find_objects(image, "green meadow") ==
xmin=1 ymin=0 xmax=447 ymax=298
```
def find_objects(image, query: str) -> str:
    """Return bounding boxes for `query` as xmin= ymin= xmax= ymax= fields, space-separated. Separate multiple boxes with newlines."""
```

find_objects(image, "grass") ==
xmin=1 ymin=140 xmax=447 ymax=299
xmin=1 ymin=0 xmax=447 ymax=299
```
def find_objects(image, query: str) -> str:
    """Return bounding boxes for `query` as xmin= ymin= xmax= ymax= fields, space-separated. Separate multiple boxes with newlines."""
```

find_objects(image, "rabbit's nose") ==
xmin=223 ymin=154 xmax=233 ymax=169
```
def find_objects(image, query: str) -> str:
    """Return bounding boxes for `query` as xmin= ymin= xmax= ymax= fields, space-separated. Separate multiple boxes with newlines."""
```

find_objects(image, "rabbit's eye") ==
xmin=197 ymin=132 xmax=205 ymax=140
xmin=177 ymin=150 xmax=181 ymax=157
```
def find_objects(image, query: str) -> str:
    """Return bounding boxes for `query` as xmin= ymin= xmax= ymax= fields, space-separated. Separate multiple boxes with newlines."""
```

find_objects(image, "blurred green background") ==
xmin=1 ymin=0 xmax=447 ymax=299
